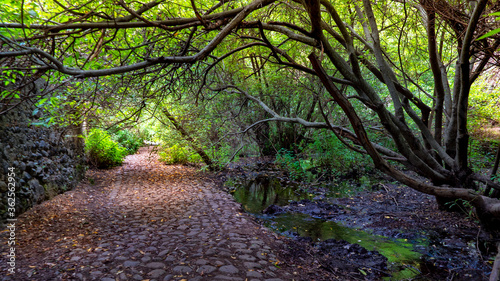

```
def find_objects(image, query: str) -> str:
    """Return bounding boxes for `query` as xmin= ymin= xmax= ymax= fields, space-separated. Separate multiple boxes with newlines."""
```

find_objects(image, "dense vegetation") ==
xmin=1 ymin=0 xmax=500 ymax=231
xmin=85 ymin=128 xmax=143 ymax=168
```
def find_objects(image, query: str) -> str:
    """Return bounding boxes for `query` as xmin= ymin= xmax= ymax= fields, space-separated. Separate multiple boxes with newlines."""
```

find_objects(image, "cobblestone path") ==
xmin=1 ymin=147 xmax=298 ymax=281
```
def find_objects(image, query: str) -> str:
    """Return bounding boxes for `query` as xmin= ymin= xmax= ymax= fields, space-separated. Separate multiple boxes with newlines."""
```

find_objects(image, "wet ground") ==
xmin=221 ymin=161 xmax=498 ymax=280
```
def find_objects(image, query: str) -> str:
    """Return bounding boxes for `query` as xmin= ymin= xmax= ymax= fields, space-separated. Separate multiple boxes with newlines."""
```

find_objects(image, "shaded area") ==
xmin=226 ymin=175 xmax=496 ymax=280
xmin=1 ymin=147 xmax=316 ymax=280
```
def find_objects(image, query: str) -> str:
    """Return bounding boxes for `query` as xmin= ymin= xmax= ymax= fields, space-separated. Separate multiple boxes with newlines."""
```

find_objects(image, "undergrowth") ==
xmin=158 ymin=144 xmax=201 ymax=165
xmin=85 ymin=128 xmax=127 ymax=169
xmin=112 ymin=129 xmax=144 ymax=155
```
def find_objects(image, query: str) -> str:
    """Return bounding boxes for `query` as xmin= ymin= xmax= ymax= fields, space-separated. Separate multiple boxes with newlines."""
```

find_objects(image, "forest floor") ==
xmin=0 ymin=146 xmax=337 ymax=281
xmin=1 ymin=147 xmax=497 ymax=280
xmin=219 ymin=159 xmax=498 ymax=280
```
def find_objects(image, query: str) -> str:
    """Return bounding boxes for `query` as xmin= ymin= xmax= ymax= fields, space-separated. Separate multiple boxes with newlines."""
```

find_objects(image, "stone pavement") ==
xmin=0 ymin=147 xmax=298 ymax=280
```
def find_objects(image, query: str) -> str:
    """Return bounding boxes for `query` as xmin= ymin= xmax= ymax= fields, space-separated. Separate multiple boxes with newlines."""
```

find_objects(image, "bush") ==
xmin=275 ymin=148 xmax=307 ymax=181
xmin=158 ymin=144 xmax=201 ymax=165
xmin=112 ymin=129 xmax=143 ymax=154
xmin=305 ymin=133 xmax=370 ymax=174
xmin=469 ymin=82 xmax=500 ymax=141
xmin=85 ymin=128 xmax=127 ymax=168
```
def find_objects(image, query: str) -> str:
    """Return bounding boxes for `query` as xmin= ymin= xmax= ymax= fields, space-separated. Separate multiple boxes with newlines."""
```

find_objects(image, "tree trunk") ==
xmin=490 ymin=242 xmax=500 ymax=281
xmin=425 ymin=7 xmax=445 ymax=147
xmin=456 ymin=0 xmax=489 ymax=170
xmin=486 ymin=143 xmax=500 ymax=197
xmin=162 ymin=107 xmax=215 ymax=170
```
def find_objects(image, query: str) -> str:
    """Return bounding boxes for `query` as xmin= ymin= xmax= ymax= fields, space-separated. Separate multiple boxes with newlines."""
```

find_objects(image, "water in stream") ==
xmin=227 ymin=176 xmax=425 ymax=280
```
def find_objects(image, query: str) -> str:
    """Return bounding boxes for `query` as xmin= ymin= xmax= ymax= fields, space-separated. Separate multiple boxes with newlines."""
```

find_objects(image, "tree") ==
xmin=2 ymin=0 xmax=500 ymax=226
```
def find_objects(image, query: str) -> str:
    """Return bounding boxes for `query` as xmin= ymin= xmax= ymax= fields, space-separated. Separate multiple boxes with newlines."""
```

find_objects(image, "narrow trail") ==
xmin=1 ymin=147 xmax=298 ymax=281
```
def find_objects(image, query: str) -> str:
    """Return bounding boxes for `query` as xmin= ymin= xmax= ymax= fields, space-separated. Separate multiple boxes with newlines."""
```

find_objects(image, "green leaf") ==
xmin=477 ymin=28 xmax=500 ymax=40
xmin=36 ymin=98 xmax=48 ymax=106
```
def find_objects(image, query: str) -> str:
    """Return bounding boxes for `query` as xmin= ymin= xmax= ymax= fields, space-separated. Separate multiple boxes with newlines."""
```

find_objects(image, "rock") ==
xmin=28 ymin=179 xmax=45 ymax=203
xmin=195 ymin=259 xmax=208 ymax=265
xmin=158 ymin=249 xmax=169 ymax=256
xmin=148 ymin=269 xmax=166 ymax=278
xmin=230 ymin=242 xmax=247 ymax=249
xmin=38 ymin=140 xmax=48 ymax=149
xmin=262 ymin=205 xmax=286 ymax=215
xmin=31 ymin=152 xmax=42 ymax=159
xmin=243 ymin=262 xmax=261 ymax=269
xmin=0 ymin=181 xmax=7 ymax=193
xmin=238 ymin=254 xmax=256 ymax=261
xmin=146 ymin=262 xmax=165 ymax=269
xmin=145 ymin=246 xmax=157 ymax=252
xmin=132 ymin=274 xmax=143 ymax=280
xmin=246 ymin=271 xmax=263 ymax=278
xmin=123 ymin=260 xmax=140 ymax=267
xmin=163 ymin=275 xmax=174 ymax=281
xmin=0 ymin=101 xmax=85 ymax=224
xmin=164 ymin=255 xmax=176 ymax=262
xmin=23 ymin=171 xmax=32 ymax=181
xmin=219 ymin=265 xmax=239 ymax=274
xmin=197 ymin=265 xmax=217 ymax=274
xmin=172 ymin=265 xmax=192 ymax=274
xmin=212 ymin=276 xmax=244 ymax=281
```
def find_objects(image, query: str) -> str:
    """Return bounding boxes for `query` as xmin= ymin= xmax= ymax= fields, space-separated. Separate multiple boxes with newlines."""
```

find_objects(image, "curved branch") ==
xmin=191 ymin=0 xmax=208 ymax=28
xmin=1 ymin=0 xmax=274 ymax=78
xmin=0 ymin=4 xmax=249 ymax=32
xmin=224 ymin=85 xmax=406 ymax=161
xmin=309 ymin=52 xmax=500 ymax=217
xmin=456 ymin=0 xmax=489 ymax=169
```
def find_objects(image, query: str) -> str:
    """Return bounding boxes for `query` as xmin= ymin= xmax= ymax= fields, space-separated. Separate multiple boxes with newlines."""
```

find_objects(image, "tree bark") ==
xmin=425 ymin=7 xmax=446 ymax=147
xmin=310 ymin=52 xmax=500 ymax=224
xmin=456 ymin=0 xmax=489 ymax=170
xmin=491 ymin=242 xmax=500 ymax=281
xmin=486 ymin=143 xmax=500 ymax=197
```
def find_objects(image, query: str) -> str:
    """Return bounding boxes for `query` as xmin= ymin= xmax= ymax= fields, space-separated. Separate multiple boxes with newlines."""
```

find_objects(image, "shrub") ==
xmin=158 ymin=144 xmax=201 ymax=165
xmin=468 ymin=83 xmax=500 ymax=141
xmin=85 ymin=128 xmax=127 ymax=168
xmin=275 ymin=148 xmax=306 ymax=181
xmin=305 ymin=133 xmax=370 ymax=174
xmin=112 ymin=129 xmax=143 ymax=154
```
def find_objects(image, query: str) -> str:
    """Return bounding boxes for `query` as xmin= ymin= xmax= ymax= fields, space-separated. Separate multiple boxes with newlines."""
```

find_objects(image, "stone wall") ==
xmin=0 ymin=96 xmax=85 ymax=226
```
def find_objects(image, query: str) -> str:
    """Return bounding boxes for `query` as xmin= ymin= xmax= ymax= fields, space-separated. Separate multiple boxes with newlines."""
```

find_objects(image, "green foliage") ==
xmin=274 ymin=133 xmax=374 ymax=183
xmin=85 ymin=128 xmax=127 ymax=169
xmin=305 ymin=133 xmax=371 ymax=175
xmin=469 ymin=84 xmax=500 ymax=140
xmin=467 ymin=81 xmax=499 ymax=171
xmin=478 ymin=12 xmax=500 ymax=40
xmin=275 ymin=149 xmax=307 ymax=181
xmin=111 ymin=129 xmax=143 ymax=155
xmin=468 ymin=139 xmax=498 ymax=170
xmin=444 ymin=198 xmax=479 ymax=222
xmin=158 ymin=144 xmax=201 ymax=165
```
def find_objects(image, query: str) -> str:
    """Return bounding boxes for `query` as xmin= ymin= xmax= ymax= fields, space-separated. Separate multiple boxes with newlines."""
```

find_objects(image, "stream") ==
xmin=224 ymin=175 xmax=493 ymax=280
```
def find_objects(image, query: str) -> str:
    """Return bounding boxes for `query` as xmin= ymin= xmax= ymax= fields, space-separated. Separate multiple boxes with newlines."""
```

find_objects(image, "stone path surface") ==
xmin=0 ymin=147 xmax=300 ymax=281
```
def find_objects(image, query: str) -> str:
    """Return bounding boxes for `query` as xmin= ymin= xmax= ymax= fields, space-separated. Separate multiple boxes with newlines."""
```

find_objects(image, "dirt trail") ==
xmin=0 ymin=147 xmax=307 ymax=281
